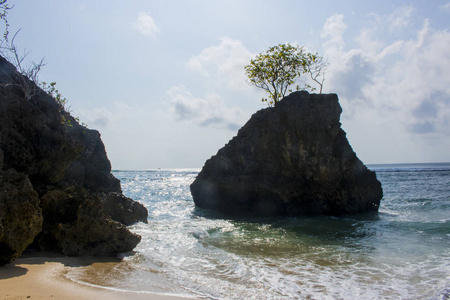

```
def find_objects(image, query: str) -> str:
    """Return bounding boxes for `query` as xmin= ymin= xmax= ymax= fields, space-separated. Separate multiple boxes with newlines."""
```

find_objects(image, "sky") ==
xmin=5 ymin=0 xmax=450 ymax=169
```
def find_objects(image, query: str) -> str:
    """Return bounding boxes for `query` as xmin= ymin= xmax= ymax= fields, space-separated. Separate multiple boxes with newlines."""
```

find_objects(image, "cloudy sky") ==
xmin=6 ymin=1 xmax=450 ymax=169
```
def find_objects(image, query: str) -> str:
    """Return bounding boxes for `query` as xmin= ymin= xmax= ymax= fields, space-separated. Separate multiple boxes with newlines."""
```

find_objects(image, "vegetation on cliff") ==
xmin=245 ymin=43 xmax=327 ymax=106
xmin=0 ymin=2 xmax=147 ymax=265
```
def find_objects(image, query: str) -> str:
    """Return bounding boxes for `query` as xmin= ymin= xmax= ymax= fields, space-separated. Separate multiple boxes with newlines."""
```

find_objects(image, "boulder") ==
xmin=191 ymin=91 xmax=383 ymax=217
xmin=0 ymin=169 xmax=43 ymax=265
xmin=103 ymin=192 xmax=148 ymax=225
xmin=57 ymin=198 xmax=141 ymax=256
xmin=0 ymin=148 xmax=3 ymax=170
xmin=0 ymin=55 xmax=147 ymax=263
xmin=59 ymin=128 xmax=121 ymax=194
xmin=38 ymin=187 xmax=140 ymax=256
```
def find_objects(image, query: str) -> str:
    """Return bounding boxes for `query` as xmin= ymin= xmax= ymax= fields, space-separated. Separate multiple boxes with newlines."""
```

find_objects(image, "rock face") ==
xmin=103 ymin=192 xmax=149 ymax=226
xmin=0 ymin=169 xmax=43 ymax=265
xmin=190 ymin=91 xmax=383 ymax=217
xmin=38 ymin=187 xmax=141 ymax=256
xmin=0 ymin=56 xmax=147 ymax=265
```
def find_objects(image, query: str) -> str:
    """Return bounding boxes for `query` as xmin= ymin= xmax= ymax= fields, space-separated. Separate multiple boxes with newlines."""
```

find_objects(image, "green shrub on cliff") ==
xmin=41 ymin=81 xmax=87 ymax=128
xmin=0 ymin=2 xmax=86 ymax=128
xmin=245 ymin=43 xmax=327 ymax=107
xmin=42 ymin=81 xmax=68 ymax=110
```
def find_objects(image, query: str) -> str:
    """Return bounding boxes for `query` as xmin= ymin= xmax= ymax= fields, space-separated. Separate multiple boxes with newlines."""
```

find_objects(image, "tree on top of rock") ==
xmin=245 ymin=43 xmax=327 ymax=107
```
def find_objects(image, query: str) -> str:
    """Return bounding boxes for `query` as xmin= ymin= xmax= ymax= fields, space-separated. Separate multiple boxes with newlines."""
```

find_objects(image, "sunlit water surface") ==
xmin=69 ymin=164 xmax=450 ymax=299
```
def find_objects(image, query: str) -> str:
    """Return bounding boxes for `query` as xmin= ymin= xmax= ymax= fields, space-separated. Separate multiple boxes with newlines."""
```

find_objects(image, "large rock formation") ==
xmin=0 ymin=169 xmax=43 ymax=264
xmin=191 ymin=91 xmax=383 ymax=217
xmin=0 ymin=56 xmax=147 ymax=265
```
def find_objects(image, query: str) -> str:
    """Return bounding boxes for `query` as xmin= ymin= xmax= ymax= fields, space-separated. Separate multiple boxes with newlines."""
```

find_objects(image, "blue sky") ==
xmin=6 ymin=1 xmax=450 ymax=169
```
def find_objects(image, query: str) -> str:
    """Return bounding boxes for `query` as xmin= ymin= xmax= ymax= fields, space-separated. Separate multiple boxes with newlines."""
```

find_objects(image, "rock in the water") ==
xmin=0 ymin=169 xmax=43 ymax=265
xmin=190 ymin=91 xmax=383 ymax=217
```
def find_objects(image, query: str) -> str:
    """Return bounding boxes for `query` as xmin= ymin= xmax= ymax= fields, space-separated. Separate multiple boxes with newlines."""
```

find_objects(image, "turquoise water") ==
xmin=77 ymin=164 xmax=450 ymax=299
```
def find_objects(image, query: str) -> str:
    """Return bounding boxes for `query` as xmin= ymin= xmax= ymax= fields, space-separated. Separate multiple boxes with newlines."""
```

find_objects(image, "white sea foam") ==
xmin=71 ymin=166 xmax=450 ymax=299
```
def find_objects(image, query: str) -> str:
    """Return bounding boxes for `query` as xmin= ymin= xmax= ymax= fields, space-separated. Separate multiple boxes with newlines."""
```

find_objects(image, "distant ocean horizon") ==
xmin=73 ymin=162 xmax=450 ymax=299
xmin=112 ymin=162 xmax=450 ymax=172
xmin=368 ymin=162 xmax=450 ymax=170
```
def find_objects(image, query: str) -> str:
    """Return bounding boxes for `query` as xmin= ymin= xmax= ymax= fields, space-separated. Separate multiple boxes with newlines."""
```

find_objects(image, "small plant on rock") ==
xmin=245 ymin=43 xmax=328 ymax=107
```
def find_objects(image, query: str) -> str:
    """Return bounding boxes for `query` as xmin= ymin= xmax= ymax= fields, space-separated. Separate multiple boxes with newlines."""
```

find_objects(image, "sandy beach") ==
xmin=0 ymin=254 xmax=198 ymax=300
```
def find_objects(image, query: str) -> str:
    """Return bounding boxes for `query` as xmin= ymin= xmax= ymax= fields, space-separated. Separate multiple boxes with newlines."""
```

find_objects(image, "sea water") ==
xmin=70 ymin=163 xmax=450 ymax=299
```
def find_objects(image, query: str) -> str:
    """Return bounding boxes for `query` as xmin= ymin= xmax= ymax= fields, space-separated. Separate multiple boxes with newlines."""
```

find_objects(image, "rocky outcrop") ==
xmin=0 ymin=169 xmax=43 ymax=265
xmin=38 ymin=187 xmax=141 ymax=256
xmin=191 ymin=91 xmax=383 ymax=217
xmin=0 ymin=56 xmax=147 ymax=264
xmin=103 ymin=192 xmax=149 ymax=226
xmin=59 ymin=127 xmax=121 ymax=194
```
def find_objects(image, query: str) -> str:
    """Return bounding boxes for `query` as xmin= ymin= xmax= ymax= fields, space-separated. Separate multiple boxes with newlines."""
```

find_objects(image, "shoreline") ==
xmin=0 ymin=254 xmax=199 ymax=300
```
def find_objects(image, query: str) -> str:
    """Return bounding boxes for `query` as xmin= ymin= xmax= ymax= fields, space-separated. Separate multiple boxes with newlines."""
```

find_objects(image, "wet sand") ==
xmin=0 ymin=254 xmax=198 ymax=300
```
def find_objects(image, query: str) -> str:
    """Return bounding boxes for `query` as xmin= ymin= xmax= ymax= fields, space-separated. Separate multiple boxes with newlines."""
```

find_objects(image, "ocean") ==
xmin=68 ymin=163 xmax=450 ymax=299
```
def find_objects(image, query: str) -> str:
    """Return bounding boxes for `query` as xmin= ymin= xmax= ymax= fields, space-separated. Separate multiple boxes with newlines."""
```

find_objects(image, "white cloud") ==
xmin=132 ymin=12 xmax=160 ymax=39
xmin=440 ymin=2 xmax=450 ymax=11
xmin=166 ymin=84 xmax=245 ymax=131
xmin=321 ymin=15 xmax=376 ymax=107
xmin=186 ymin=37 xmax=254 ymax=90
xmin=75 ymin=101 xmax=134 ymax=129
xmin=387 ymin=6 xmax=415 ymax=31
xmin=321 ymin=14 xmax=347 ymax=49
xmin=355 ymin=29 xmax=384 ymax=54
xmin=165 ymin=38 xmax=260 ymax=132
xmin=321 ymin=13 xmax=450 ymax=141
xmin=352 ymin=6 xmax=416 ymax=55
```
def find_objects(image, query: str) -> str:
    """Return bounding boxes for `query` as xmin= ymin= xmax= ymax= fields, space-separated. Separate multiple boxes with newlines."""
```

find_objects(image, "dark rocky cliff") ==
xmin=0 ymin=56 xmax=148 ymax=265
xmin=191 ymin=91 xmax=383 ymax=217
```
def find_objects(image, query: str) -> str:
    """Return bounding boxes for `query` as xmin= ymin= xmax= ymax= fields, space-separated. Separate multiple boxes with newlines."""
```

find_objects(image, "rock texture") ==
xmin=191 ymin=91 xmax=383 ymax=217
xmin=0 ymin=169 xmax=43 ymax=265
xmin=103 ymin=192 xmax=149 ymax=226
xmin=0 ymin=56 xmax=147 ymax=265
xmin=38 ymin=187 xmax=141 ymax=256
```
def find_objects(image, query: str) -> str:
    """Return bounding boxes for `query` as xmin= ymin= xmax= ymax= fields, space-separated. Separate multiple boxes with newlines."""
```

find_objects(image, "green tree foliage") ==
xmin=245 ymin=43 xmax=327 ymax=107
